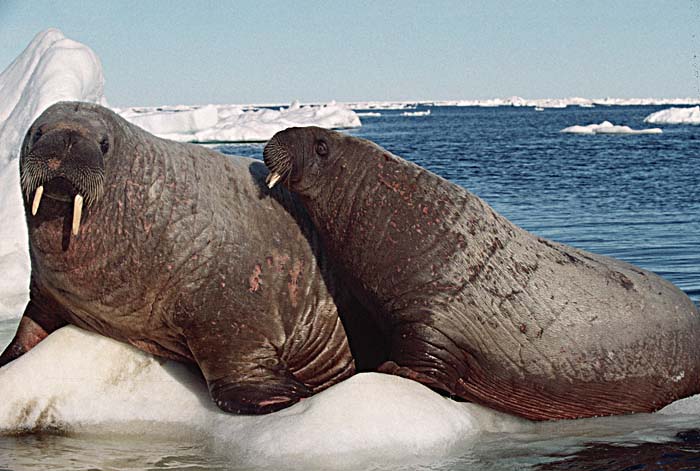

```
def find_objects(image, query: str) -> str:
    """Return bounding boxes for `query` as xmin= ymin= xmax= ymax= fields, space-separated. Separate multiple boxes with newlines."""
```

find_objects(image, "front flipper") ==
xmin=0 ymin=299 xmax=67 ymax=367
xmin=376 ymin=320 xmax=469 ymax=398
xmin=187 ymin=332 xmax=313 ymax=414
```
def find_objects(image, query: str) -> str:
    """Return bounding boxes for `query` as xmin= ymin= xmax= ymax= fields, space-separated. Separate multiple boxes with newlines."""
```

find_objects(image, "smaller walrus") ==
xmin=264 ymin=126 xmax=700 ymax=421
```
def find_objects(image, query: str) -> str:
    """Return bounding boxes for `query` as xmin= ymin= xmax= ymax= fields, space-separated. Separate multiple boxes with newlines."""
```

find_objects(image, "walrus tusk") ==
xmin=72 ymin=194 xmax=83 ymax=235
xmin=31 ymin=185 xmax=44 ymax=216
xmin=266 ymin=172 xmax=282 ymax=189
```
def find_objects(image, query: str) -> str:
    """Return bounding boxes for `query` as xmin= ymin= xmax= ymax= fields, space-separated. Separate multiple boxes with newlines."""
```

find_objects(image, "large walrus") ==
xmin=264 ymin=126 xmax=700 ymax=421
xmin=0 ymin=102 xmax=385 ymax=414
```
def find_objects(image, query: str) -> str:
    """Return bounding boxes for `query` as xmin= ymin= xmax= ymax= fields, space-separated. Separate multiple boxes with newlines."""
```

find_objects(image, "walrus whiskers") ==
xmin=262 ymin=137 xmax=293 ymax=189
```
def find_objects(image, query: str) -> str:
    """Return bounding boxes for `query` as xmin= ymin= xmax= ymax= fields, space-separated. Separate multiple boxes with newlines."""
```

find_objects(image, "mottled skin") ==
xmin=264 ymin=126 xmax=700 ymax=421
xmin=0 ymin=103 xmax=385 ymax=414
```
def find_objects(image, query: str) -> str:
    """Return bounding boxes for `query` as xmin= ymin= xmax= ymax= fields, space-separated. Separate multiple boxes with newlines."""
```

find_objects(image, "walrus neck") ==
xmin=302 ymin=149 xmax=513 ymax=312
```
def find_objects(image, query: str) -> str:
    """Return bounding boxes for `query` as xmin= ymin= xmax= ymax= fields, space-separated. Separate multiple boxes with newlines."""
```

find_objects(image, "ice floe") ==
xmin=115 ymin=99 xmax=361 ymax=143
xmin=644 ymin=106 xmax=700 ymax=125
xmin=356 ymin=96 xmax=700 ymax=110
xmin=560 ymin=121 xmax=663 ymax=135
xmin=402 ymin=109 xmax=431 ymax=117
xmin=425 ymin=96 xmax=700 ymax=109
xmin=0 ymin=326 xmax=526 ymax=468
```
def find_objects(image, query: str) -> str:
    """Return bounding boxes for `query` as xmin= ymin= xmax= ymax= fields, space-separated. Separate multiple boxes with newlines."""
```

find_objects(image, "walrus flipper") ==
xmin=0 ymin=298 xmax=68 ymax=367
xmin=187 ymin=333 xmax=313 ymax=415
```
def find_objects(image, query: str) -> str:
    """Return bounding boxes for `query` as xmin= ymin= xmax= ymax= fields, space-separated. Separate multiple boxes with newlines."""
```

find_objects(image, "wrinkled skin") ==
xmin=0 ymin=103 xmax=386 ymax=414
xmin=264 ymin=126 xmax=700 ymax=421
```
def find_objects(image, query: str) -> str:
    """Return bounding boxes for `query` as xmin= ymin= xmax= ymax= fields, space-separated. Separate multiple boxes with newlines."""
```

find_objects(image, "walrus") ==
xmin=0 ymin=102 xmax=385 ymax=414
xmin=263 ymin=126 xmax=700 ymax=421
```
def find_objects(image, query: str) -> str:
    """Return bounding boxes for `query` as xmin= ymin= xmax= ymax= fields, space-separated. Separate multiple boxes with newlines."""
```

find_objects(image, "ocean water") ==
xmin=1 ymin=105 xmax=699 ymax=470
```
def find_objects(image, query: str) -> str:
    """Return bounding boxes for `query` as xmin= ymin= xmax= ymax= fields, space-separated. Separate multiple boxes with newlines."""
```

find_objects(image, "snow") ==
xmin=115 ymin=100 xmax=361 ymax=143
xmin=644 ymin=106 xmax=700 ymax=125
xmin=560 ymin=121 xmax=663 ymax=135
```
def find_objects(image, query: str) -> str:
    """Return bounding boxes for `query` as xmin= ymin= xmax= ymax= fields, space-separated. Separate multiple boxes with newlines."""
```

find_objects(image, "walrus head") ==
xmin=20 ymin=102 xmax=111 ymax=235
xmin=263 ymin=126 xmax=348 ymax=193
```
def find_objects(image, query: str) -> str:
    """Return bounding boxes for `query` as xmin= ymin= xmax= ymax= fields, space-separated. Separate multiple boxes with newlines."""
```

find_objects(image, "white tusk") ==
xmin=31 ymin=185 xmax=44 ymax=216
xmin=266 ymin=172 xmax=282 ymax=189
xmin=72 ymin=194 xmax=84 ymax=236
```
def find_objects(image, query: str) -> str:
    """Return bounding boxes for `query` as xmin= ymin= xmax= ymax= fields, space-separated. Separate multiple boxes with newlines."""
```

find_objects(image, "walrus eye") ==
xmin=32 ymin=128 xmax=43 ymax=145
xmin=315 ymin=140 xmax=329 ymax=157
xmin=99 ymin=137 xmax=110 ymax=155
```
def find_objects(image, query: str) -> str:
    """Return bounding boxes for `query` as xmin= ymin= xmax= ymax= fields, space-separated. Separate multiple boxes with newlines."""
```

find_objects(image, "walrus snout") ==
xmin=20 ymin=127 xmax=106 ymax=235
xmin=263 ymin=133 xmax=292 ymax=189
xmin=264 ymin=126 xmax=326 ymax=189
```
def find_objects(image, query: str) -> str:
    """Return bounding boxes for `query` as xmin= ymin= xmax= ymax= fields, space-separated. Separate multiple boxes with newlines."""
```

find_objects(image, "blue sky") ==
xmin=1 ymin=1 xmax=698 ymax=106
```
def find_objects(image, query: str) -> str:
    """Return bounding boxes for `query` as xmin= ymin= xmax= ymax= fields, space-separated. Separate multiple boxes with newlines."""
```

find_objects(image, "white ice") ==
xmin=402 ymin=110 xmax=431 ymax=117
xmin=115 ymin=99 xmax=361 ymax=143
xmin=0 ymin=326 xmax=528 ymax=469
xmin=350 ymin=97 xmax=700 ymax=109
xmin=560 ymin=121 xmax=663 ymax=135
xmin=644 ymin=106 xmax=700 ymax=125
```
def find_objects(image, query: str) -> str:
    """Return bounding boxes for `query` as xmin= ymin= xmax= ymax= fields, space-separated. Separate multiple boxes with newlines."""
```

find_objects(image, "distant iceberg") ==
xmin=418 ymin=96 xmax=700 ymax=109
xmin=560 ymin=121 xmax=662 ymax=135
xmin=644 ymin=106 xmax=700 ymax=125
xmin=347 ymin=101 xmax=420 ymax=110
xmin=402 ymin=109 xmax=431 ymax=117
xmin=115 ymin=100 xmax=361 ymax=143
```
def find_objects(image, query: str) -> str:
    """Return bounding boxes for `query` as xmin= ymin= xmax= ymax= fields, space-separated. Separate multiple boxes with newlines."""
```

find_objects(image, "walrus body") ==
xmin=264 ymin=126 xmax=700 ymax=420
xmin=0 ymin=103 xmax=380 ymax=414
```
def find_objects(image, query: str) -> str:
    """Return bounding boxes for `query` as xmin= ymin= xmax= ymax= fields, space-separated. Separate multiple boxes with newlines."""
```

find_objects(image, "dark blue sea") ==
xmin=220 ymin=105 xmax=700 ymax=305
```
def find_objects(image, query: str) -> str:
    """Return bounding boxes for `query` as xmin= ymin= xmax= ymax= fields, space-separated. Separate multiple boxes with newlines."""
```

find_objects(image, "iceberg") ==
xmin=115 ymin=100 xmax=361 ymax=143
xmin=346 ymin=101 xmax=422 ymax=110
xmin=560 ymin=121 xmax=662 ymax=135
xmin=644 ymin=106 xmax=700 ymax=125
xmin=402 ymin=109 xmax=431 ymax=117
xmin=396 ymin=97 xmax=700 ymax=109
